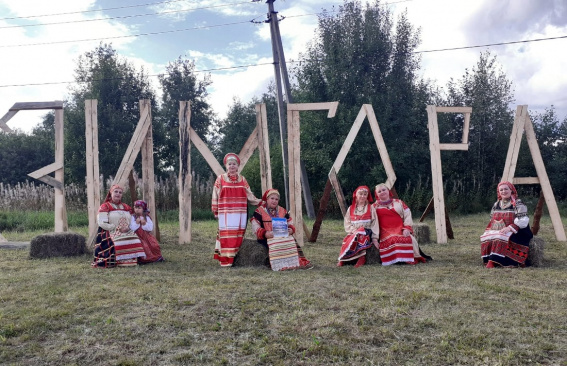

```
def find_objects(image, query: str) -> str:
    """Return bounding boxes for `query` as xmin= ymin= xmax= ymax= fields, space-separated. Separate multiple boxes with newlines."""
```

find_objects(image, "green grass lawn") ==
xmin=1 ymin=214 xmax=566 ymax=365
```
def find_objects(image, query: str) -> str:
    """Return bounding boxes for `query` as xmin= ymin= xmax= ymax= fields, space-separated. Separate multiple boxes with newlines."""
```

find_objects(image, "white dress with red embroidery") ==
xmin=211 ymin=173 xmax=261 ymax=267
xmin=338 ymin=205 xmax=379 ymax=262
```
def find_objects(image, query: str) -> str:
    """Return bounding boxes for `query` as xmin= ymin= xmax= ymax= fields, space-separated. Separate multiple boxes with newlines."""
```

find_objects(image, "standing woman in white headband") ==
xmin=211 ymin=153 xmax=261 ymax=267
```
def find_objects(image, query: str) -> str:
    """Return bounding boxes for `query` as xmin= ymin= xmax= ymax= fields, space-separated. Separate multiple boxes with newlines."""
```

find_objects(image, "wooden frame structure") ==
xmin=426 ymin=105 xmax=472 ymax=244
xmin=85 ymin=99 xmax=158 ymax=242
xmin=179 ymin=102 xmax=272 ymax=243
xmin=310 ymin=104 xmax=396 ymax=242
xmin=0 ymin=101 xmax=68 ymax=232
xmin=287 ymin=102 xmax=338 ymax=247
xmin=501 ymin=105 xmax=566 ymax=241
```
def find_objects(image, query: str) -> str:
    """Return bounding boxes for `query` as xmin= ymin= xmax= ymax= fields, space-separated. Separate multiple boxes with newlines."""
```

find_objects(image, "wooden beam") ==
xmin=9 ymin=101 xmax=64 ymax=110
xmin=0 ymin=110 xmax=17 ymax=132
xmin=501 ymin=105 xmax=527 ymax=182
xmin=439 ymin=143 xmax=469 ymax=151
xmin=329 ymin=167 xmax=347 ymax=217
xmin=287 ymin=102 xmax=339 ymax=117
xmin=331 ymin=106 xmax=367 ymax=174
xmin=365 ymin=104 xmax=396 ymax=188
xmin=512 ymin=177 xmax=540 ymax=185
xmin=427 ymin=105 xmax=448 ymax=243
xmin=309 ymin=178 xmax=332 ymax=242
xmin=256 ymin=103 xmax=272 ymax=192
xmin=140 ymin=100 xmax=159 ymax=240
xmin=85 ymin=99 xmax=100 ymax=246
xmin=28 ymin=162 xmax=63 ymax=180
xmin=238 ymin=126 xmax=259 ymax=171
xmin=178 ymin=101 xmax=192 ymax=244
xmin=189 ymin=128 xmax=224 ymax=176
xmin=435 ymin=106 xmax=472 ymax=113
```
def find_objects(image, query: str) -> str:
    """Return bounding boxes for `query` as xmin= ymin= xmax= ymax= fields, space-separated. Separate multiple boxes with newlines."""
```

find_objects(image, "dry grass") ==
xmin=1 ymin=214 xmax=567 ymax=365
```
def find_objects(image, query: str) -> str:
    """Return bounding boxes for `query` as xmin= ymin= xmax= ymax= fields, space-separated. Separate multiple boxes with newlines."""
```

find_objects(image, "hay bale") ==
xmin=232 ymin=238 xmax=269 ymax=267
xmin=365 ymin=244 xmax=382 ymax=265
xmin=526 ymin=236 xmax=545 ymax=267
xmin=29 ymin=232 xmax=87 ymax=259
xmin=413 ymin=223 xmax=430 ymax=244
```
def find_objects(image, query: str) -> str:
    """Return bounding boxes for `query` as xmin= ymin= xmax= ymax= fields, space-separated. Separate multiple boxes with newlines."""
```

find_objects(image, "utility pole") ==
xmin=265 ymin=0 xmax=316 ymax=218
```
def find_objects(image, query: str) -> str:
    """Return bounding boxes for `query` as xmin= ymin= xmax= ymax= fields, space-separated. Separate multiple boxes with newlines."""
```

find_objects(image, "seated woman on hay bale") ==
xmin=91 ymin=184 xmax=146 ymax=268
xmin=480 ymin=181 xmax=533 ymax=268
xmin=337 ymin=186 xmax=379 ymax=268
xmin=373 ymin=183 xmax=431 ymax=266
xmin=250 ymin=189 xmax=313 ymax=271
xmin=212 ymin=153 xmax=262 ymax=267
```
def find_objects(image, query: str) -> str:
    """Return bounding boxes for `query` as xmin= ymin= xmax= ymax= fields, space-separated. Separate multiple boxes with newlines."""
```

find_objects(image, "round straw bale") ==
xmin=526 ymin=236 xmax=545 ymax=267
xmin=365 ymin=244 xmax=382 ymax=265
xmin=29 ymin=232 xmax=87 ymax=259
xmin=232 ymin=238 xmax=269 ymax=267
xmin=413 ymin=223 xmax=430 ymax=244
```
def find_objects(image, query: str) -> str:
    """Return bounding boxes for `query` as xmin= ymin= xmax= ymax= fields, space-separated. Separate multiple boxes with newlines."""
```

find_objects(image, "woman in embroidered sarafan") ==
xmin=373 ymin=183 xmax=431 ymax=266
xmin=481 ymin=181 xmax=532 ymax=268
xmin=91 ymin=184 xmax=146 ymax=268
xmin=130 ymin=199 xmax=164 ymax=264
xmin=337 ymin=186 xmax=379 ymax=268
xmin=212 ymin=153 xmax=262 ymax=267
xmin=251 ymin=189 xmax=313 ymax=270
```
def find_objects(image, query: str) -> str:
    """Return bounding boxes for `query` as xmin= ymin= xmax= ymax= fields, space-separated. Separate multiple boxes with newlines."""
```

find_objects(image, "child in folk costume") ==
xmin=130 ymin=200 xmax=164 ymax=264
xmin=212 ymin=153 xmax=262 ymax=267
xmin=92 ymin=184 xmax=146 ymax=268
xmin=251 ymin=189 xmax=313 ymax=271
xmin=338 ymin=186 xmax=379 ymax=268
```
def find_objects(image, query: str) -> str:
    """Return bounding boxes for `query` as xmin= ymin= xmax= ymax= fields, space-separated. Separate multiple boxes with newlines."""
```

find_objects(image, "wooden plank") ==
xmin=9 ymin=101 xmax=64 ymax=110
xmin=189 ymin=128 xmax=224 ymax=176
xmin=331 ymin=106 xmax=366 ymax=174
xmin=512 ymin=177 xmax=540 ymax=185
xmin=287 ymin=110 xmax=303 ymax=246
xmin=238 ymin=126 xmax=259 ymax=171
xmin=0 ymin=110 xmax=17 ymax=132
xmin=462 ymin=111 xmax=471 ymax=144
xmin=427 ymin=105 xmax=447 ymax=243
xmin=28 ymin=162 xmax=62 ymax=179
xmin=256 ymin=103 xmax=272 ymax=192
xmin=524 ymin=112 xmax=566 ymax=241
xmin=309 ymin=178 xmax=332 ymax=242
xmin=178 ymin=101 xmax=192 ymax=244
xmin=85 ymin=100 xmax=100 ymax=245
xmin=501 ymin=105 xmax=527 ymax=182
xmin=328 ymin=167 xmax=347 ymax=217
xmin=287 ymin=101 xmax=339 ymax=117
xmin=419 ymin=196 xmax=434 ymax=222
xmin=53 ymin=109 xmax=68 ymax=232
xmin=439 ymin=143 xmax=469 ymax=151
xmin=113 ymin=101 xmax=152 ymax=187
xmin=140 ymin=100 xmax=159 ymax=240
xmin=532 ymin=190 xmax=545 ymax=235
xmin=365 ymin=104 xmax=396 ymax=188
xmin=34 ymin=175 xmax=63 ymax=191
xmin=435 ymin=106 xmax=472 ymax=113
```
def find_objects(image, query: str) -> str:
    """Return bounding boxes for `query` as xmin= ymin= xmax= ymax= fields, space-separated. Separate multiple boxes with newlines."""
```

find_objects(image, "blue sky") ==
xmin=1 ymin=0 xmax=566 ymax=133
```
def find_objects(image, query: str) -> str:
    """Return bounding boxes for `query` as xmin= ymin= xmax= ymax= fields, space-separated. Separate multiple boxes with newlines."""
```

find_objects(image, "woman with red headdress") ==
xmin=251 ymin=189 xmax=313 ymax=270
xmin=337 ymin=186 xmax=379 ymax=268
xmin=212 ymin=153 xmax=262 ymax=267
xmin=130 ymin=199 xmax=164 ymax=264
xmin=373 ymin=183 xmax=431 ymax=266
xmin=480 ymin=181 xmax=532 ymax=268
xmin=91 ymin=184 xmax=146 ymax=268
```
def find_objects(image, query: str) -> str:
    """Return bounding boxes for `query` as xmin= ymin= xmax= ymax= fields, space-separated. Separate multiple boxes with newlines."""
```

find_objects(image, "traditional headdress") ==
xmin=497 ymin=181 xmax=517 ymax=206
xmin=262 ymin=188 xmax=280 ymax=202
xmin=104 ymin=184 xmax=123 ymax=203
xmin=223 ymin=153 xmax=240 ymax=166
xmin=134 ymin=200 xmax=149 ymax=213
xmin=351 ymin=186 xmax=372 ymax=211
xmin=374 ymin=183 xmax=393 ymax=202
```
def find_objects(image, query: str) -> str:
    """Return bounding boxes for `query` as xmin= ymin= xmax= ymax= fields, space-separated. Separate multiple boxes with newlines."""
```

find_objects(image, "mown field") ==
xmin=1 ymin=214 xmax=566 ymax=365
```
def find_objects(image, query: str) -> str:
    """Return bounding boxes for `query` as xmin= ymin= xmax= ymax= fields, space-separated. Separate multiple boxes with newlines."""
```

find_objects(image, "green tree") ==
xmin=63 ymin=43 xmax=156 ymax=184
xmin=293 ymin=0 xmax=434 ymax=202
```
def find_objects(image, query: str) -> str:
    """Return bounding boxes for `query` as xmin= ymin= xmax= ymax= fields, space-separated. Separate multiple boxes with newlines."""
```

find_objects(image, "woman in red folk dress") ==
xmin=480 ymin=181 xmax=532 ymax=268
xmin=373 ymin=183 xmax=431 ymax=266
xmin=130 ymin=200 xmax=164 ymax=264
xmin=250 ymin=189 xmax=313 ymax=271
xmin=212 ymin=153 xmax=262 ymax=267
xmin=337 ymin=186 xmax=379 ymax=268
xmin=91 ymin=184 xmax=146 ymax=268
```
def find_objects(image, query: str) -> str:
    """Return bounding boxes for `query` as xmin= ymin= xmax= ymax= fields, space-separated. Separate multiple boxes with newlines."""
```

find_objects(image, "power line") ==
xmin=1 ymin=32 xmax=566 ymax=88
xmin=0 ymin=1 xmax=254 ymax=30
xmin=0 ymin=0 xmax=200 ymax=21
xmin=0 ymin=20 xmax=254 ymax=48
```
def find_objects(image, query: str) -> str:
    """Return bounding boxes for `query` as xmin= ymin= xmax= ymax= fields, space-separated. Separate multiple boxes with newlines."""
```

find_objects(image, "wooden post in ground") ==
xmin=85 ymin=99 xmax=100 ymax=244
xmin=256 ymin=103 xmax=272 ymax=192
xmin=532 ymin=190 xmax=545 ymax=235
xmin=140 ymin=100 xmax=159 ymax=240
xmin=178 ymin=101 xmax=192 ymax=244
